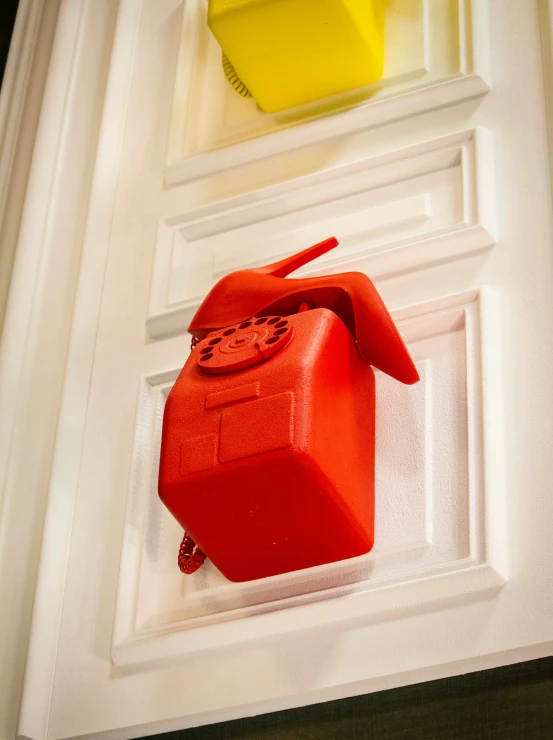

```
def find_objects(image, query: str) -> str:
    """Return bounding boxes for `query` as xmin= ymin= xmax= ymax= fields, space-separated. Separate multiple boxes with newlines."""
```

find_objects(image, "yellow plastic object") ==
xmin=207 ymin=0 xmax=385 ymax=113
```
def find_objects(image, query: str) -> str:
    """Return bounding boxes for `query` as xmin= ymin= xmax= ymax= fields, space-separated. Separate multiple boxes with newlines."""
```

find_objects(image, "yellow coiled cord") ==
xmin=222 ymin=53 xmax=252 ymax=99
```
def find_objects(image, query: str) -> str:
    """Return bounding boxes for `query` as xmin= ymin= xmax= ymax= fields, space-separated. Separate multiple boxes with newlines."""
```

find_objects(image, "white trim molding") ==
xmin=0 ymin=0 xmax=45 ymax=227
xmin=114 ymin=288 xmax=507 ymax=668
xmin=0 ymin=0 xmax=50 ymax=328
xmin=539 ymin=0 xmax=553 ymax=192
xmin=3 ymin=0 xmax=553 ymax=738
xmin=165 ymin=0 xmax=491 ymax=184
xmin=149 ymin=128 xmax=496 ymax=340
xmin=0 ymin=2 xmax=120 ymax=739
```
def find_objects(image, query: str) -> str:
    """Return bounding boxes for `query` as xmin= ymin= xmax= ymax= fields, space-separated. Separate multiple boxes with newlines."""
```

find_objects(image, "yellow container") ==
xmin=207 ymin=0 xmax=385 ymax=113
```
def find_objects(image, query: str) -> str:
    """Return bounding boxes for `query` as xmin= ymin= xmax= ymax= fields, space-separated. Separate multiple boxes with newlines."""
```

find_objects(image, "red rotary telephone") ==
xmin=158 ymin=237 xmax=419 ymax=582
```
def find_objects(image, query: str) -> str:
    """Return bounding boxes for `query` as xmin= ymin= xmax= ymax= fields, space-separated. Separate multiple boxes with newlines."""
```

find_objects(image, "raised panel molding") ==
xmin=8 ymin=0 xmax=553 ymax=737
xmin=114 ymin=288 xmax=507 ymax=668
xmin=148 ymin=129 xmax=496 ymax=340
xmin=165 ymin=0 xmax=491 ymax=184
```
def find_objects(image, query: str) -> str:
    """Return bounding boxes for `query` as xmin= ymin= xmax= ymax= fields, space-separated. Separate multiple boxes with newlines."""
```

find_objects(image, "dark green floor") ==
xmin=155 ymin=657 xmax=553 ymax=740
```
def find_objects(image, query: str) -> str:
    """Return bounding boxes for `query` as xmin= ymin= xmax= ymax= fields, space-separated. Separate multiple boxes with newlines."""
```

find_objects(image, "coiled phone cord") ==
xmin=222 ymin=53 xmax=252 ymax=99
xmin=178 ymin=532 xmax=206 ymax=574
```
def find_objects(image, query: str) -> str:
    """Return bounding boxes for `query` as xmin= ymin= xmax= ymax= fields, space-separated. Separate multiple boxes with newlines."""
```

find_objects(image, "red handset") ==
xmin=158 ymin=238 xmax=418 ymax=582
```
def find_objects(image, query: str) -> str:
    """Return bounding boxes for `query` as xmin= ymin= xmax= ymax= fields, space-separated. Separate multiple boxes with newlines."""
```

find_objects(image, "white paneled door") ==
xmin=1 ymin=1 xmax=553 ymax=739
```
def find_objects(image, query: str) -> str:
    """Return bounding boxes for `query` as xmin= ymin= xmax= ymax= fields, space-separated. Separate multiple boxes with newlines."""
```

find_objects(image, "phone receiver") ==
xmin=189 ymin=237 xmax=419 ymax=385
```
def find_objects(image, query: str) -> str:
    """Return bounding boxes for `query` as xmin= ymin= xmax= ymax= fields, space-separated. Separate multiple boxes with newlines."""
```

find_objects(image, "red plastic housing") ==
xmin=158 ymin=237 xmax=418 ymax=582
xmin=159 ymin=308 xmax=376 ymax=582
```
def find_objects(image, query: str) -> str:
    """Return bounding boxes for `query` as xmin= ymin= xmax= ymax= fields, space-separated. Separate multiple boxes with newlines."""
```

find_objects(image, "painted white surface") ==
xmin=148 ymin=129 xmax=496 ymax=339
xmin=165 ymin=0 xmax=491 ymax=182
xmin=114 ymin=289 xmax=506 ymax=668
xmin=0 ymin=1 xmax=115 ymax=738
xmin=0 ymin=0 xmax=46 ymax=321
xmin=0 ymin=0 xmax=551 ymax=739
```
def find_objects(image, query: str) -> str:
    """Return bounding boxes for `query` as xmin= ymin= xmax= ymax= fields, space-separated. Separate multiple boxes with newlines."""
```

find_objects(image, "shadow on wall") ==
xmin=0 ymin=0 xmax=20 ymax=88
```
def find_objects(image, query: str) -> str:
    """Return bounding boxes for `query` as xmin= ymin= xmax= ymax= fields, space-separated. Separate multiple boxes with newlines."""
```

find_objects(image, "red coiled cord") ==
xmin=178 ymin=533 xmax=206 ymax=574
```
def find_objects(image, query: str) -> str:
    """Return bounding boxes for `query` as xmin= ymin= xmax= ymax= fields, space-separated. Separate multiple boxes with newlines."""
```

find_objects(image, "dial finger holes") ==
xmin=198 ymin=316 xmax=292 ymax=373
